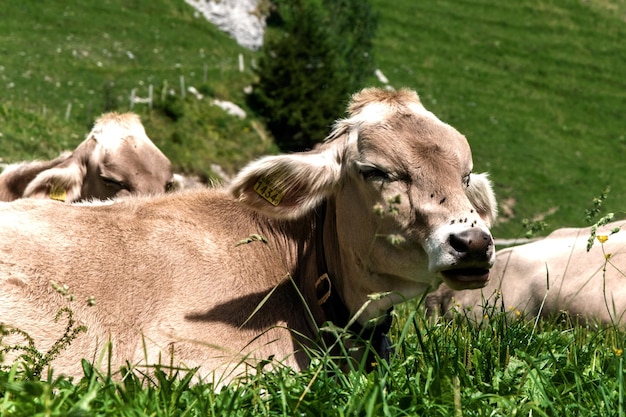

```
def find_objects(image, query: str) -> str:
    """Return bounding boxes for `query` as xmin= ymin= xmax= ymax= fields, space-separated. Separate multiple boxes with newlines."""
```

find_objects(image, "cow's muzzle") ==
xmin=441 ymin=228 xmax=494 ymax=289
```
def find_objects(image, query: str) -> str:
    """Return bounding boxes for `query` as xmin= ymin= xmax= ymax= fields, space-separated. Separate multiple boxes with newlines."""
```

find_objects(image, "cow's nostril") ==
xmin=450 ymin=232 xmax=471 ymax=253
xmin=449 ymin=229 xmax=492 ymax=254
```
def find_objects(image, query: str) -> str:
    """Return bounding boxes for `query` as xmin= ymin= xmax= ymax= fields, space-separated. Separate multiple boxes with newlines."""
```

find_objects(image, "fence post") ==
xmin=129 ymin=87 xmax=153 ymax=110
xmin=161 ymin=81 xmax=168 ymax=103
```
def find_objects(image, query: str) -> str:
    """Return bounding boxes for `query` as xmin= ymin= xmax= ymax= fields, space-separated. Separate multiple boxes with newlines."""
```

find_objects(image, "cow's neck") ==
xmin=312 ymin=200 xmax=394 ymax=364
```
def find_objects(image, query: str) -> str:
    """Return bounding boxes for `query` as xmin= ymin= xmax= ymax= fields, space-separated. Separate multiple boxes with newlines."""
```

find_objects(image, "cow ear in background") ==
xmin=229 ymin=149 xmax=342 ymax=219
xmin=23 ymin=136 xmax=98 ymax=203
xmin=467 ymin=172 xmax=498 ymax=227
xmin=22 ymin=159 xmax=86 ymax=203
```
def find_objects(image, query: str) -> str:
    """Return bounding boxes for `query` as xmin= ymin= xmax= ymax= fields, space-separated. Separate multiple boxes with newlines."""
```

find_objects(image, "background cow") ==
xmin=426 ymin=220 xmax=626 ymax=326
xmin=0 ymin=112 xmax=174 ymax=203
xmin=0 ymin=88 xmax=496 ymax=383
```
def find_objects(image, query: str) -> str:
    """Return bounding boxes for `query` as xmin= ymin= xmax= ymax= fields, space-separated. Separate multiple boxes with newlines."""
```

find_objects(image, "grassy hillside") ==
xmin=1 ymin=0 xmax=625 ymax=237
xmin=370 ymin=0 xmax=626 ymax=237
xmin=0 ymin=0 xmax=275 ymax=180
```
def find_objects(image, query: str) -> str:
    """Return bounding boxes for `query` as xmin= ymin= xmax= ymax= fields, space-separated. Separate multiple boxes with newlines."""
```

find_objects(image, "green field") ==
xmin=372 ymin=0 xmax=626 ymax=238
xmin=0 ymin=0 xmax=276 ymax=180
xmin=2 ymin=0 xmax=625 ymax=237
xmin=2 ymin=305 xmax=625 ymax=415
xmin=2 ymin=0 xmax=626 ymax=414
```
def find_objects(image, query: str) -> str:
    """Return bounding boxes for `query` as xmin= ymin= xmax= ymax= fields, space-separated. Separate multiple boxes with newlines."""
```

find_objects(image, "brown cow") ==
xmin=426 ymin=220 xmax=626 ymax=325
xmin=0 ymin=88 xmax=496 ymax=383
xmin=0 ymin=112 xmax=174 ymax=202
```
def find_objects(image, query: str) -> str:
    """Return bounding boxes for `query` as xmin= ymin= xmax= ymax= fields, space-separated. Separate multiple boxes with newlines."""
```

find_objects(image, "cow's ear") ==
xmin=229 ymin=149 xmax=342 ymax=219
xmin=22 ymin=159 xmax=86 ymax=203
xmin=23 ymin=137 xmax=97 ymax=203
xmin=467 ymin=172 xmax=498 ymax=227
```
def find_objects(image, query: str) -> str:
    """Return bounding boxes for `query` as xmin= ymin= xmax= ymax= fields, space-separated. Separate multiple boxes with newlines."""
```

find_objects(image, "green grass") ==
xmin=2 ymin=0 xmax=625 ymax=235
xmin=0 ymin=0 xmax=276 ymax=179
xmin=370 ymin=0 xmax=626 ymax=237
xmin=2 ymin=306 xmax=625 ymax=416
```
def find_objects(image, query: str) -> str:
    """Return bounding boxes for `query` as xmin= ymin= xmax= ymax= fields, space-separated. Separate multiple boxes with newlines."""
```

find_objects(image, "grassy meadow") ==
xmin=2 ymin=304 xmax=626 ymax=415
xmin=371 ymin=0 xmax=626 ymax=238
xmin=2 ymin=0 xmax=626 ymax=415
xmin=0 ymin=0 xmax=276 ymax=180
xmin=1 ymin=0 xmax=625 ymax=236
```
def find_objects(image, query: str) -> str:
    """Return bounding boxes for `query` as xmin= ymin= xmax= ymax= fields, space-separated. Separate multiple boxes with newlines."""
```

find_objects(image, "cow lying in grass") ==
xmin=426 ymin=219 xmax=626 ymax=326
xmin=0 ymin=88 xmax=497 ymax=383
xmin=0 ymin=112 xmax=174 ymax=203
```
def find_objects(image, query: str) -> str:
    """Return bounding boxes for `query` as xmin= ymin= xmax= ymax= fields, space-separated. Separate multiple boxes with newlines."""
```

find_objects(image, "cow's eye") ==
xmin=165 ymin=181 xmax=175 ymax=192
xmin=463 ymin=173 xmax=471 ymax=188
xmin=357 ymin=163 xmax=390 ymax=181
xmin=102 ymin=177 xmax=125 ymax=190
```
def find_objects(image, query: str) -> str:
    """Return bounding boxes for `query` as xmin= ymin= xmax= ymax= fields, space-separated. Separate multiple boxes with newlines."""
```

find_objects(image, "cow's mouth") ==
xmin=441 ymin=268 xmax=490 ymax=289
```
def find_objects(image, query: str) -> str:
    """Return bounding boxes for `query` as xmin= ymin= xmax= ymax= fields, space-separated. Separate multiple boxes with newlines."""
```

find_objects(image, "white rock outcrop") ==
xmin=185 ymin=0 xmax=266 ymax=50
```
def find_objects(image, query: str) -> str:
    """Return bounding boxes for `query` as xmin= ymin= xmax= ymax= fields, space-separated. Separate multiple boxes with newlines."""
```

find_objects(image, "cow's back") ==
xmin=0 ymin=191 xmax=313 ymax=381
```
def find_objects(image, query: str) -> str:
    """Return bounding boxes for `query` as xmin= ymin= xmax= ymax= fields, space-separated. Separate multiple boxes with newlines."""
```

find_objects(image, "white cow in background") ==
xmin=427 ymin=220 xmax=626 ymax=326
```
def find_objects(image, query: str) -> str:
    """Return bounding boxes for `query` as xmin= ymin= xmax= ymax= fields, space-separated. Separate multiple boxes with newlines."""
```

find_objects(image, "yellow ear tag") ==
xmin=49 ymin=184 xmax=67 ymax=202
xmin=253 ymin=176 xmax=286 ymax=206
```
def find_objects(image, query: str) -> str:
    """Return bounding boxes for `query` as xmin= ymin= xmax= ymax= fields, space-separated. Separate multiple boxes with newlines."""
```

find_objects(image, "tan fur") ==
xmin=466 ymin=173 xmax=498 ymax=226
xmin=347 ymin=88 xmax=421 ymax=114
xmin=0 ymin=112 xmax=174 ymax=203
xmin=427 ymin=220 xmax=626 ymax=325
xmin=0 ymin=88 xmax=496 ymax=383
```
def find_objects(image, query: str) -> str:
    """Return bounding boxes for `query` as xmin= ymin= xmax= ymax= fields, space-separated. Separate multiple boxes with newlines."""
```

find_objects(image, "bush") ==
xmin=249 ymin=0 xmax=378 ymax=151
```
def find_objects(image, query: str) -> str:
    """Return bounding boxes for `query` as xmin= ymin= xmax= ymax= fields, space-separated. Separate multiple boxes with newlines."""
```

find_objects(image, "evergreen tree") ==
xmin=248 ymin=0 xmax=378 ymax=151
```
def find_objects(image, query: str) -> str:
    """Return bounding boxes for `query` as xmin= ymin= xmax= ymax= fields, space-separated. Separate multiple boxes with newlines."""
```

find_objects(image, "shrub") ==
xmin=248 ymin=0 xmax=378 ymax=151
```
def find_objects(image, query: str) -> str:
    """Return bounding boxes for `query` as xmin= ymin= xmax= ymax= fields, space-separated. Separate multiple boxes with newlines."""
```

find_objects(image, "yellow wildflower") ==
xmin=597 ymin=235 xmax=609 ymax=243
xmin=613 ymin=348 xmax=623 ymax=357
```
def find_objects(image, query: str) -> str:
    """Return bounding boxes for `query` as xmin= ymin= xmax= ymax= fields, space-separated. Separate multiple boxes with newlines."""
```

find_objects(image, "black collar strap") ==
xmin=314 ymin=202 xmax=394 ymax=368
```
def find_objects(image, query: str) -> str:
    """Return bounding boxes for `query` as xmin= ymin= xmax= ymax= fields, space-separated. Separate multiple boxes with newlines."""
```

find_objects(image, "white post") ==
xmin=239 ymin=53 xmax=244 ymax=72
xmin=161 ymin=80 xmax=168 ymax=103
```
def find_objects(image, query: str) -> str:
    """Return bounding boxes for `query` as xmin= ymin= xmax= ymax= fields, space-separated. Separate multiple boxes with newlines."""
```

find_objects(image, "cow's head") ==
xmin=23 ymin=112 xmax=174 ymax=203
xmin=230 ymin=88 xmax=496 ymax=323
